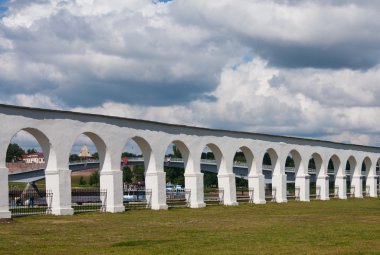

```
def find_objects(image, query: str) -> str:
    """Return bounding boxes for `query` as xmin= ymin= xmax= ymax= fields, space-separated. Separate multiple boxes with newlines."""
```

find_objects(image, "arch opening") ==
xmin=328 ymin=155 xmax=341 ymax=197
xmin=361 ymin=157 xmax=372 ymax=196
xmin=201 ymin=144 xmax=223 ymax=204
xmin=263 ymin=148 xmax=279 ymax=200
xmin=69 ymin=133 xmax=105 ymax=213
xmin=233 ymin=147 xmax=253 ymax=201
xmin=163 ymin=140 xmax=190 ymax=207
xmin=346 ymin=156 xmax=357 ymax=197
xmin=6 ymin=129 xmax=56 ymax=216
xmin=121 ymin=137 xmax=151 ymax=208
xmin=308 ymin=153 xmax=323 ymax=198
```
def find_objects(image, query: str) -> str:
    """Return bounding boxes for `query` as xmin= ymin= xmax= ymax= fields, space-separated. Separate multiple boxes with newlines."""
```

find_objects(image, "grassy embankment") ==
xmin=1 ymin=198 xmax=380 ymax=255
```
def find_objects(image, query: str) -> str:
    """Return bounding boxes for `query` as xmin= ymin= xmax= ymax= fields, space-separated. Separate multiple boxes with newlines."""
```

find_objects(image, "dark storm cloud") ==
xmin=57 ymin=78 xmax=216 ymax=107
xmin=250 ymin=41 xmax=380 ymax=70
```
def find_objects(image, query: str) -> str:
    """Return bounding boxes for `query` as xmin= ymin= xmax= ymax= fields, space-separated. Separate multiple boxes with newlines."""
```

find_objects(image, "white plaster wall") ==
xmin=0 ymin=105 xmax=380 ymax=218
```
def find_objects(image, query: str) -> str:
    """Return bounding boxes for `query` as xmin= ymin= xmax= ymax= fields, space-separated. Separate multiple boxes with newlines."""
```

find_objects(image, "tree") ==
xmin=6 ymin=143 xmax=25 ymax=162
xmin=172 ymin=145 xmax=182 ymax=158
xmin=233 ymin=151 xmax=246 ymax=162
xmin=285 ymin=156 xmax=295 ymax=167
xmin=79 ymin=176 xmax=86 ymax=186
xmin=89 ymin=171 xmax=100 ymax=186
xmin=203 ymin=171 xmax=218 ymax=187
xmin=263 ymin=153 xmax=272 ymax=165
xmin=123 ymin=166 xmax=133 ymax=183
xmin=69 ymin=154 xmax=80 ymax=162
xmin=92 ymin=152 xmax=99 ymax=160
xmin=27 ymin=148 xmax=37 ymax=154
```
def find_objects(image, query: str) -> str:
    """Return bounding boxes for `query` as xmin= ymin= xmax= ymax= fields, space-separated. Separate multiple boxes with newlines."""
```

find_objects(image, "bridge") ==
xmin=8 ymin=159 xmax=299 ymax=183
xmin=1 ymin=104 xmax=380 ymax=219
xmin=11 ymin=157 xmax=367 ymax=184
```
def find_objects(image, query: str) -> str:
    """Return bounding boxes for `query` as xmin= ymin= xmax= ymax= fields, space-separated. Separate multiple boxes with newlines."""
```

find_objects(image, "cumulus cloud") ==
xmin=2 ymin=1 xmax=380 ymax=146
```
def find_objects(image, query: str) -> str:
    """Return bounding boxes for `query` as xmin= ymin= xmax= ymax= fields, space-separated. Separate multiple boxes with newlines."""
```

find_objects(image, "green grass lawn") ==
xmin=1 ymin=198 xmax=380 ymax=255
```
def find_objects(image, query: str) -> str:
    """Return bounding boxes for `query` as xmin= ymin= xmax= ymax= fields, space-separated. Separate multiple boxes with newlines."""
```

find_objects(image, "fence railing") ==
xmin=204 ymin=188 xmax=224 ymax=205
xmin=166 ymin=188 xmax=191 ymax=208
xmin=123 ymin=188 xmax=152 ymax=209
xmin=9 ymin=188 xmax=53 ymax=216
xmin=71 ymin=188 xmax=107 ymax=213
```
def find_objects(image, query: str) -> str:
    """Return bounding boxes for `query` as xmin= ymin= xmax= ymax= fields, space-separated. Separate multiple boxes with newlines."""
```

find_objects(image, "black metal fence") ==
xmin=166 ymin=188 xmax=191 ymax=208
xmin=9 ymin=188 xmax=52 ymax=216
xmin=71 ymin=188 xmax=107 ymax=213
xmin=123 ymin=188 xmax=152 ymax=209
xmin=204 ymin=188 xmax=224 ymax=205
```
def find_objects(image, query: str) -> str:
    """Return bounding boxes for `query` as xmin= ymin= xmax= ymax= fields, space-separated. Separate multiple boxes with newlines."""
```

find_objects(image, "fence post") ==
xmin=316 ymin=185 xmax=321 ymax=200
xmin=100 ymin=189 xmax=107 ymax=212
xmin=334 ymin=186 xmax=339 ymax=198
xmin=185 ymin=189 xmax=191 ymax=207
xmin=145 ymin=189 xmax=152 ymax=209
xmin=46 ymin=190 xmax=53 ymax=215
xmin=248 ymin=188 xmax=254 ymax=203
xmin=295 ymin=186 xmax=300 ymax=201
xmin=271 ymin=187 xmax=277 ymax=202
xmin=218 ymin=188 xmax=224 ymax=205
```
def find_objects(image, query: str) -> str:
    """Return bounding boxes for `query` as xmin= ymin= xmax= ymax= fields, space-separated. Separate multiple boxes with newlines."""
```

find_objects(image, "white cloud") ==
xmin=2 ymin=1 xmax=380 ymax=147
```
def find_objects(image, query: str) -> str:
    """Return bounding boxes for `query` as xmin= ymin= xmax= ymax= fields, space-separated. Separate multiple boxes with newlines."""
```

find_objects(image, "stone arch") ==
xmin=329 ymin=154 xmax=341 ymax=175
xmin=347 ymin=155 xmax=358 ymax=176
xmin=311 ymin=152 xmax=323 ymax=176
xmin=128 ymin=136 xmax=155 ymax=175
xmin=238 ymin=146 xmax=254 ymax=175
xmin=165 ymin=140 xmax=193 ymax=174
xmin=265 ymin=148 xmax=280 ymax=175
xmin=362 ymin=156 xmax=372 ymax=175
xmin=204 ymin=143 xmax=225 ymax=173
xmin=287 ymin=149 xmax=303 ymax=175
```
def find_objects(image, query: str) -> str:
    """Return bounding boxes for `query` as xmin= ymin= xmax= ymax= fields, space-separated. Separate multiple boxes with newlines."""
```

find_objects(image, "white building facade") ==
xmin=0 ymin=104 xmax=379 ymax=219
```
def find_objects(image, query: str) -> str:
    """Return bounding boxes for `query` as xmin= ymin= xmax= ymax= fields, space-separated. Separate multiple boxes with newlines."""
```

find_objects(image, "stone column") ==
xmin=248 ymin=174 xmax=266 ymax=204
xmin=335 ymin=175 xmax=347 ymax=199
xmin=100 ymin=170 xmax=125 ymax=213
xmin=316 ymin=175 xmax=330 ymax=200
xmin=145 ymin=172 xmax=168 ymax=210
xmin=351 ymin=175 xmax=363 ymax=198
xmin=295 ymin=174 xmax=310 ymax=201
xmin=272 ymin=173 xmax=287 ymax=203
xmin=45 ymin=169 xmax=74 ymax=215
xmin=0 ymin=168 xmax=11 ymax=219
xmin=366 ymin=174 xmax=378 ymax=198
xmin=217 ymin=173 xmax=238 ymax=206
xmin=185 ymin=173 xmax=206 ymax=208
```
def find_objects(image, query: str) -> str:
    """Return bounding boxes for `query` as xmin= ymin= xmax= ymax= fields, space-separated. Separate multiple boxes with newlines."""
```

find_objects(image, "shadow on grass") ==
xmin=113 ymin=240 xmax=171 ymax=247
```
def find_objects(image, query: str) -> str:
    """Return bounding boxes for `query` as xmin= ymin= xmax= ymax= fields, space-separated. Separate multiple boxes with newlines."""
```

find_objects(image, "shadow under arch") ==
xmin=204 ymin=143 xmax=225 ymax=172
xmin=329 ymin=154 xmax=341 ymax=176
xmin=265 ymin=148 xmax=280 ymax=174
xmin=166 ymin=139 xmax=192 ymax=174
xmin=310 ymin=152 xmax=323 ymax=176
xmin=310 ymin=152 xmax=329 ymax=200
xmin=238 ymin=146 xmax=254 ymax=175
xmin=128 ymin=136 xmax=155 ymax=175
xmin=264 ymin=147 xmax=287 ymax=202
xmin=362 ymin=156 xmax=372 ymax=194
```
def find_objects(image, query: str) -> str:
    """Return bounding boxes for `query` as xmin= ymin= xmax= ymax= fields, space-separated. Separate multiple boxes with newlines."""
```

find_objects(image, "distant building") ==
xmin=21 ymin=152 xmax=45 ymax=164
xmin=78 ymin=145 xmax=93 ymax=160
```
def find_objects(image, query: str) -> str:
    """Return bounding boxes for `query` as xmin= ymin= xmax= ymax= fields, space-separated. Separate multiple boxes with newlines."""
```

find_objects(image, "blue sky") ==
xmin=2 ymin=0 xmax=380 ymax=148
